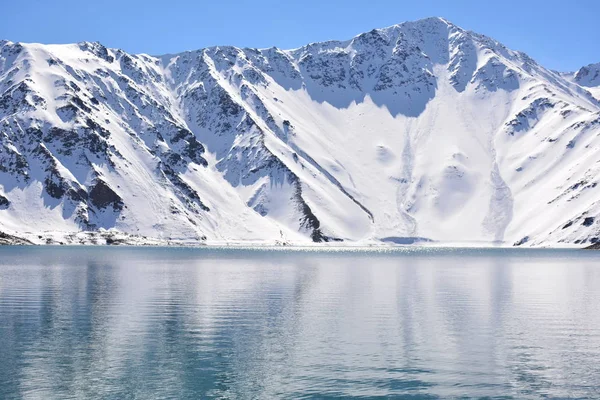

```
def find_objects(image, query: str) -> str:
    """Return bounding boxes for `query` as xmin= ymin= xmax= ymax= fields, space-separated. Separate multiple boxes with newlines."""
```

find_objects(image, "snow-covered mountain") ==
xmin=2 ymin=17 xmax=600 ymax=246
xmin=571 ymin=62 xmax=600 ymax=100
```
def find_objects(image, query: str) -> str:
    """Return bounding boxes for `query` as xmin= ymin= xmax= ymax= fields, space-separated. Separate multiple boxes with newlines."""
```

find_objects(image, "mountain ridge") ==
xmin=3 ymin=17 xmax=597 ymax=79
xmin=2 ymin=17 xmax=600 ymax=246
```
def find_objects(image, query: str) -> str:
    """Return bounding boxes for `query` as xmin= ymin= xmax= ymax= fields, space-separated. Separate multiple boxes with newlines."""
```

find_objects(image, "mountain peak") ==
xmin=575 ymin=62 xmax=600 ymax=87
xmin=373 ymin=16 xmax=461 ymax=38
xmin=406 ymin=16 xmax=454 ymax=26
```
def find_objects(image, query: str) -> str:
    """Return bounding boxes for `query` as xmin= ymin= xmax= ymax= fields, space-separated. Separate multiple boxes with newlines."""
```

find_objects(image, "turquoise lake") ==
xmin=1 ymin=247 xmax=599 ymax=399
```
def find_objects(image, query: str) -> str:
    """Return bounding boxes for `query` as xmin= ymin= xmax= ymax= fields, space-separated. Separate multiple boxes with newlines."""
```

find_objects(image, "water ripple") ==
xmin=0 ymin=247 xmax=599 ymax=399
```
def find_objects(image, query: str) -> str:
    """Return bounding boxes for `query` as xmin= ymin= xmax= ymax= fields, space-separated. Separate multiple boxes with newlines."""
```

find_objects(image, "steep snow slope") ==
xmin=1 ymin=17 xmax=600 ymax=246
xmin=0 ymin=41 xmax=305 ymax=243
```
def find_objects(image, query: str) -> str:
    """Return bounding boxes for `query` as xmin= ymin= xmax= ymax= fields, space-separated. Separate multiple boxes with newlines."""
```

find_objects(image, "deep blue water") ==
xmin=1 ymin=246 xmax=599 ymax=399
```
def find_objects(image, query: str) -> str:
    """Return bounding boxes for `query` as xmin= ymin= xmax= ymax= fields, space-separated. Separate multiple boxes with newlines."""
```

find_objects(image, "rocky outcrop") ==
xmin=89 ymin=180 xmax=123 ymax=211
xmin=0 ymin=231 xmax=32 ymax=245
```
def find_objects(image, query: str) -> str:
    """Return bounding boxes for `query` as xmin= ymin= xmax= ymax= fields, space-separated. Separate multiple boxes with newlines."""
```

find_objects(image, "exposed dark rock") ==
xmin=514 ymin=236 xmax=529 ymax=246
xmin=290 ymin=144 xmax=374 ymax=222
xmin=67 ymin=187 xmax=88 ymax=202
xmin=0 ymin=231 xmax=32 ymax=245
xmin=44 ymin=171 xmax=66 ymax=199
xmin=0 ymin=142 xmax=29 ymax=179
xmin=218 ymin=90 xmax=242 ymax=116
xmin=562 ymin=221 xmax=573 ymax=229
xmin=0 ymin=80 xmax=46 ymax=113
xmin=78 ymin=41 xmax=114 ymax=63
xmin=44 ymin=127 xmax=79 ymax=155
xmin=291 ymin=176 xmax=329 ymax=242
xmin=166 ymin=151 xmax=184 ymax=166
xmin=71 ymin=95 xmax=92 ymax=113
xmin=161 ymin=164 xmax=210 ymax=212
xmin=171 ymin=128 xmax=193 ymax=143
xmin=105 ymin=236 xmax=125 ymax=245
xmin=0 ymin=194 xmax=9 ymax=209
xmin=89 ymin=180 xmax=123 ymax=211
xmin=182 ymin=137 xmax=208 ymax=166
xmin=171 ymin=128 xmax=207 ymax=166
xmin=69 ymin=81 xmax=81 ymax=92
xmin=85 ymin=117 xmax=110 ymax=138
xmin=507 ymin=98 xmax=554 ymax=134
xmin=582 ymin=217 xmax=595 ymax=227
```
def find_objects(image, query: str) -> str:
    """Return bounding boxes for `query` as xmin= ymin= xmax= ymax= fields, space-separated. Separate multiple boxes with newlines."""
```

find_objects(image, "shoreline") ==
xmin=0 ymin=230 xmax=589 ymax=250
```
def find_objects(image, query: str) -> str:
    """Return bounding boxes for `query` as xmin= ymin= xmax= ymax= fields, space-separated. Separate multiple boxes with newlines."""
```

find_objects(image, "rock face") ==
xmin=0 ymin=231 xmax=31 ymax=245
xmin=0 ymin=194 xmax=8 ymax=209
xmin=574 ymin=63 xmax=600 ymax=87
xmin=572 ymin=62 xmax=600 ymax=101
xmin=89 ymin=180 xmax=123 ymax=210
xmin=1 ymin=17 xmax=600 ymax=246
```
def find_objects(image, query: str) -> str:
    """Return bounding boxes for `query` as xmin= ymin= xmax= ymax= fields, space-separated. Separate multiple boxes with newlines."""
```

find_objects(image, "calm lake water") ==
xmin=1 ymin=247 xmax=599 ymax=399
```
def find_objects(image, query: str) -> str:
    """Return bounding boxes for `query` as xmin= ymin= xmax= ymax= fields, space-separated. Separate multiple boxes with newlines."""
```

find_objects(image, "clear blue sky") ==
xmin=1 ymin=0 xmax=598 ymax=71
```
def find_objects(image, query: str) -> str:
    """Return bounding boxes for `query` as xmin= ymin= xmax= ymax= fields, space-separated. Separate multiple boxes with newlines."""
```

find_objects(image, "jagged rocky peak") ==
xmin=0 ymin=40 xmax=22 ymax=55
xmin=574 ymin=62 xmax=600 ymax=87
xmin=77 ymin=41 xmax=115 ymax=63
